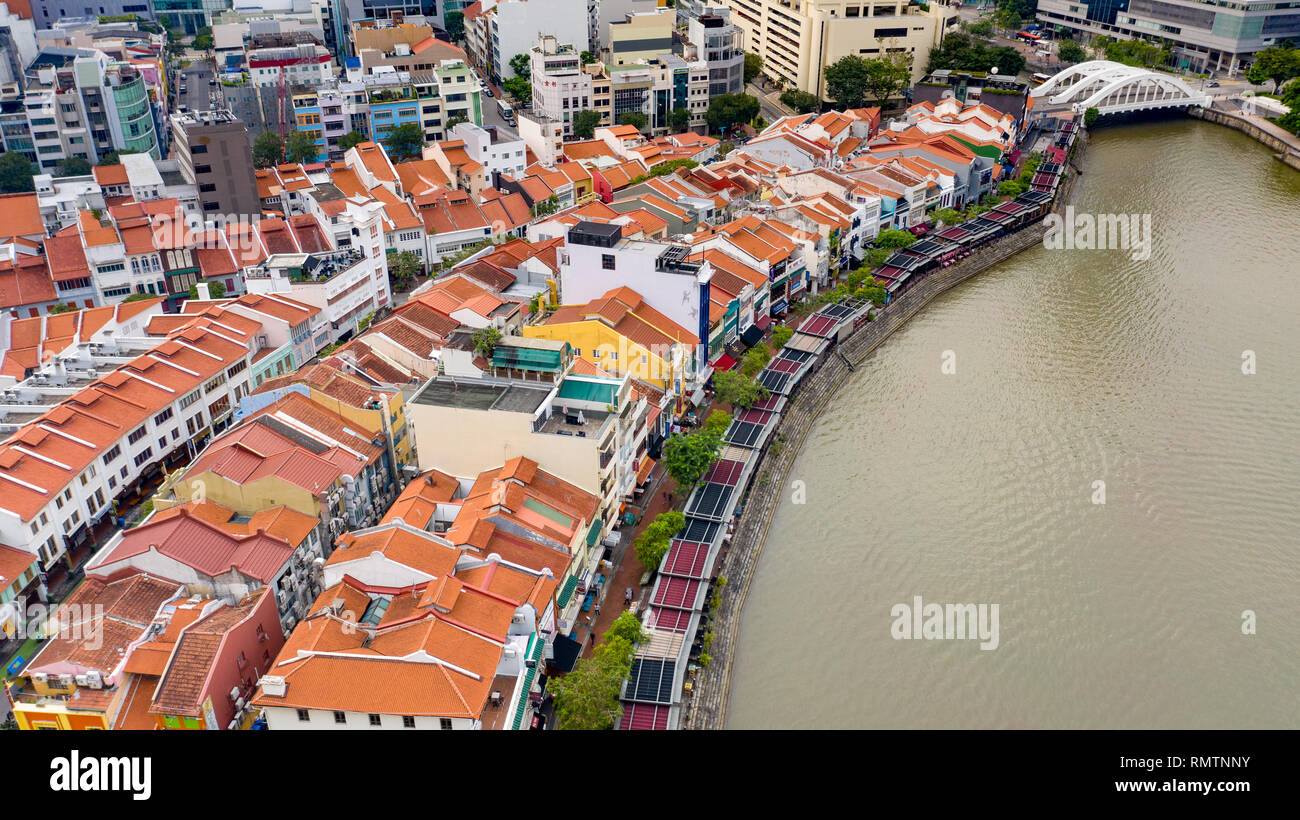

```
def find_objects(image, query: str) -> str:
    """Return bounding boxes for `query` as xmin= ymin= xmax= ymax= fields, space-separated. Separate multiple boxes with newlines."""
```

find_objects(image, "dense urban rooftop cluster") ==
xmin=0 ymin=0 xmax=1107 ymax=732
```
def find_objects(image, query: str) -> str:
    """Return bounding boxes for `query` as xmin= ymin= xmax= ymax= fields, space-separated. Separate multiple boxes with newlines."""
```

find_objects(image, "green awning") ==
xmin=557 ymin=378 xmax=617 ymax=404
xmin=585 ymin=517 xmax=604 ymax=548
xmin=493 ymin=341 xmax=568 ymax=372
xmin=556 ymin=575 xmax=581 ymax=609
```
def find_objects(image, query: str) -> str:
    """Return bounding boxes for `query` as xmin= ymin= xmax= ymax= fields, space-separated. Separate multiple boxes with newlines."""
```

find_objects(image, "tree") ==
xmin=48 ymin=302 xmax=78 ymax=314
xmin=471 ymin=326 xmax=502 ymax=359
xmin=384 ymin=123 xmax=425 ymax=161
xmin=193 ymin=27 xmax=213 ymax=50
xmin=706 ymin=93 xmax=759 ymax=134
xmin=1084 ymin=107 xmax=1100 ymax=128
xmin=503 ymin=76 xmax=531 ymax=106
xmin=825 ymin=55 xmax=906 ymax=110
xmin=188 ymin=280 xmax=226 ymax=300
xmin=718 ymin=140 xmax=735 ymax=156
xmin=740 ymin=341 xmax=772 ymax=378
xmin=339 ymin=130 xmax=366 ymax=151
xmin=252 ymin=130 xmax=284 ymax=168
xmin=96 ymin=151 xmax=120 ymax=166
xmin=55 ymin=157 xmax=91 ymax=177
xmin=743 ymin=51 xmax=763 ymax=84
xmin=926 ymin=32 xmax=1026 ymax=77
xmin=509 ymin=53 xmax=530 ymax=78
xmin=649 ymin=158 xmax=697 ymax=177
xmin=864 ymin=248 xmax=892 ymax=269
xmin=967 ymin=20 xmax=994 ymax=38
xmin=713 ymin=370 xmax=770 ymax=410
xmin=780 ymin=89 xmax=820 ymax=114
xmin=771 ymin=325 xmax=793 ymax=349
xmin=284 ymin=130 xmax=318 ymax=164
xmin=932 ymin=207 xmax=962 ymax=227
xmin=387 ymin=250 xmax=423 ymax=290
xmin=0 ymin=152 xmax=36 ymax=193
xmin=865 ymin=51 xmax=913 ymax=105
xmin=1097 ymin=35 xmax=1169 ymax=69
xmin=663 ymin=410 xmax=732 ymax=489
xmin=617 ymin=111 xmax=648 ymax=132
xmin=605 ymin=610 xmax=648 ymax=647
xmin=531 ymin=195 xmax=561 ymax=217
xmin=443 ymin=11 xmax=464 ymax=42
xmin=1245 ymin=45 xmax=1300 ymax=90
xmin=551 ymin=636 xmax=635 ymax=730
xmin=572 ymin=109 xmax=602 ymax=139
xmin=1057 ymin=40 xmax=1087 ymax=64
xmin=445 ymin=113 xmax=469 ymax=131
xmin=668 ymin=107 xmax=692 ymax=133
xmin=634 ymin=510 xmax=685 ymax=570
xmin=875 ymin=229 xmax=917 ymax=251
xmin=580 ymin=51 xmax=595 ymax=66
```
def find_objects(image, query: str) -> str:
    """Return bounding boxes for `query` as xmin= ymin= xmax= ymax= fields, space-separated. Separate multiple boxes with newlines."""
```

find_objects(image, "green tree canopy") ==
xmin=780 ymin=89 xmax=820 ymax=114
xmin=1057 ymin=40 xmax=1087 ymax=64
xmin=188 ymin=280 xmax=227 ymax=300
xmin=744 ymin=51 xmax=763 ymax=84
xmin=55 ymin=157 xmax=92 ymax=177
xmin=706 ymin=93 xmax=760 ymax=134
xmin=443 ymin=11 xmax=465 ymax=41
xmin=634 ymin=510 xmax=685 ymax=570
xmin=503 ymin=76 xmax=531 ymax=106
xmin=580 ymin=50 xmax=595 ymax=65
xmin=825 ymin=54 xmax=911 ymax=109
xmin=713 ymin=370 xmax=770 ymax=410
xmin=472 ymin=326 xmax=502 ymax=359
xmin=649 ymin=158 xmax=697 ymax=177
xmin=875 ymin=229 xmax=917 ymax=251
xmin=926 ymin=32 xmax=1027 ymax=77
xmin=771 ymin=325 xmax=794 ymax=348
xmin=1245 ymin=45 xmax=1300 ymax=90
xmin=663 ymin=410 xmax=732 ymax=489
xmin=740 ymin=341 xmax=772 ymax=378
xmin=668 ymin=107 xmax=692 ymax=133
xmin=339 ymin=130 xmax=366 ymax=151
xmin=617 ymin=111 xmax=648 ymax=132
xmin=572 ymin=109 xmax=602 ymax=139
xmin=284 ymin=130 xmax=319 ymax=165
xmin=1 ymin=153 xmax=38 ymax=192
xmin=509 ymin=53 xmax=530 ymax=78
xmin=388 ymin=250 xmax=424 ymax=290
xmin=383 ymin=123 xmax=425 ymax=161
xmin=551 ymin=636 xmax=635 ymax=730
xmin=252 ymin=130 xmax=284 ymax=168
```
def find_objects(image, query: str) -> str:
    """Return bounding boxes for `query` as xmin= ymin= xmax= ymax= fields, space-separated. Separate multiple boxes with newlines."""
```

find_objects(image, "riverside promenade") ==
xmin=682 ymin=139 xmax=1088 ymax=730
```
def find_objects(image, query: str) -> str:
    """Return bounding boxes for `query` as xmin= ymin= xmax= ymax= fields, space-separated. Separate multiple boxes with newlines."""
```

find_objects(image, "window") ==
xmin=191 ymin=144 xmax=207 ymax=154
xmin=601 ymin=254 xmax=616 ymax=270
xmin=369 ymin=714 xmax=382 ymax=726
xmin=297 ymin=709 xmax=310 ymax=722
xmin=127 ymin=425 xmax=147 ymax=445
xmin=334 ymin=711 xmax=346 ymax=724
xmin=404 ymin=716 xmax=417 ymax=728
xmin=132 ymin=448 xmax=153 ymax=467
xmin=439 ymin=718 xmax=452 ymax=730
xmin=180 ymin=390 xmax=201 ymax=409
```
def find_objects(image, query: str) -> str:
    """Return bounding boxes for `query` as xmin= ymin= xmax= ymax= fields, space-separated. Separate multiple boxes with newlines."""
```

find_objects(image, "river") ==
xmin=725 ymin=119 xmax=1300 ymax=729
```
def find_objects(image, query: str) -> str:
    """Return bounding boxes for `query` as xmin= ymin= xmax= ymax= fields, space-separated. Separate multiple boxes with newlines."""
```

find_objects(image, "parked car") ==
xmin=1206 ymin=81 xmax=1220 ymax=88
xmin=485 ymin=86 xmax=494 ymax=97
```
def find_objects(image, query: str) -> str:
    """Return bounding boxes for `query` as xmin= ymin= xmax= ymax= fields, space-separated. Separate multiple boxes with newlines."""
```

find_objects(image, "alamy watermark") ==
xmin=2 ymin=596 xmax=104 ymax=649
xmin=1043 ymin=206 xmax=1153 ymax=261
xmin=891 ymin=595 xmax=1000 ymax=650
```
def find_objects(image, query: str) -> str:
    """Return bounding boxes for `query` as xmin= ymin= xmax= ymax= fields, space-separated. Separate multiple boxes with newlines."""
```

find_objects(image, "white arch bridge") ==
xmin=1030 ymin=61 xmax=1211 ymax=116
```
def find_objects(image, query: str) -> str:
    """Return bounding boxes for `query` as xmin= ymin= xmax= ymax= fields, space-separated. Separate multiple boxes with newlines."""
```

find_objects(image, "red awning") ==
xmin=711 ymin=354 xmax=737 ymax=371
xmin=755 ymin=314 xmax=772 ymax=331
